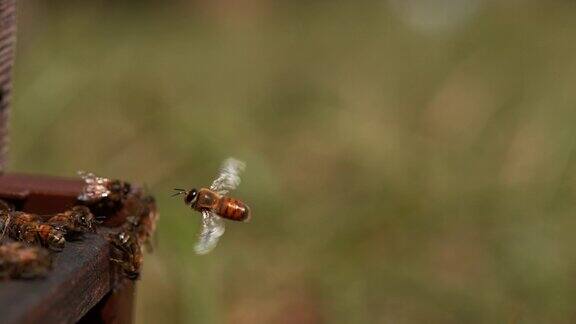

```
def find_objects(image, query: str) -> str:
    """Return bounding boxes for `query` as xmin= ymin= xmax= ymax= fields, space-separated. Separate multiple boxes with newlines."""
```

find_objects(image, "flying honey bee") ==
xmin=47 ymin=206 xmax=96 ymax=238
xmin=0 ymin=211 xmax=66 ymax=251
xmin=173 ymin=158 xmax=251 ymax=255
xmin=0 ymin=242 xmax=53 ymax=279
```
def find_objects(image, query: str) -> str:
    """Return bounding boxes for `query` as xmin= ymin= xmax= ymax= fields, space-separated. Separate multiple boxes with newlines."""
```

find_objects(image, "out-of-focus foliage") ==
xmin=11 ymin=1 xmax=576 ymax=323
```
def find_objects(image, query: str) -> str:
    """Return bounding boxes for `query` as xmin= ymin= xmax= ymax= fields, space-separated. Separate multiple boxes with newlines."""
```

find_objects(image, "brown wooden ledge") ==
xmin=0 ymin=173 xmax=145 ymax=324
xmin=0 ymin=233 xmax=111 ymax=323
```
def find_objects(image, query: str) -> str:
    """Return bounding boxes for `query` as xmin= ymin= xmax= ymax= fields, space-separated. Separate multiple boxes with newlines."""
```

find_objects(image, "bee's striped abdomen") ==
xmin=214 ymin=197 xmax=251 ymax=222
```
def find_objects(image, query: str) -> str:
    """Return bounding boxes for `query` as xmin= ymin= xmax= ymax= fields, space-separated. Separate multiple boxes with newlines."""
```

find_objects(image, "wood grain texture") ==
xmin=78 ymin=280 xmax=135 ymax=324
xmin=0 ymin=233 xmax=111 ymax=324
xmin=0 ymin=0 xmax=16 ymax=172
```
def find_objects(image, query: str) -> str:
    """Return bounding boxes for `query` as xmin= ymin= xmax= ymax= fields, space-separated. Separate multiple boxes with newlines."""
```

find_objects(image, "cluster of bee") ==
xmin=0 ymin=203 xmax=96 ymax=279
xmin=0 ymin=211 xmax=65 ymax=251
xmin=0 ymin=171 xmax=159 ymax=281
xmin=0 ymin=206 xmax=96 ymax=251
xmin=77 ymin=171 xmax=157 ymax=280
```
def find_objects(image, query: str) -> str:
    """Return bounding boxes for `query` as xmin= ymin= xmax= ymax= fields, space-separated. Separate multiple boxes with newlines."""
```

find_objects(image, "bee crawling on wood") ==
xmin=121 ymin=195 xmax=158 ymax=251
xmin=0 ymin=242 xmax=52 ymax=279
xmin=136 ymin=195 xmax=158 ymax=250
xmin=77 ymin=171 xmax=132 ymax=203
xmin=108 ymin=195 xmax=158 ymax=280
xmin=77 ymin=171 xmax=132 ymax=215
xmin=173 ymin=158 xmax=251 ymax=255
xmin=47 ymin=206 xmax=96 ymax=238
xmin=108 ymin=230 xmax=143 ymax=280
xmin=0 ymin=211 xmax=66 ymax=251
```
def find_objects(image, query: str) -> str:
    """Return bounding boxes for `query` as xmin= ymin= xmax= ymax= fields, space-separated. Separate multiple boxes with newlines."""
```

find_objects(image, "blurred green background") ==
xmin=10 ymin=0 xmax=576 ymax=323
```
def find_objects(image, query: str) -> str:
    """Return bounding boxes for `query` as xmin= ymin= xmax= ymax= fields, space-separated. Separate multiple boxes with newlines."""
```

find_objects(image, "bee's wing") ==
xmin=194 ymin=210 xmax=225 ymax=255
xmin=77 ymin=171 xmax=111 ymax=201
xmin=209 ymin=158 xmax=246 ymax=196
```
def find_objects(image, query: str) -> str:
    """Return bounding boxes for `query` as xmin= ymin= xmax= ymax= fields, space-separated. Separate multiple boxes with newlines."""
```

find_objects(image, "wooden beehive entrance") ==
xmin=0 ymin=1 xmax=158 ymax=323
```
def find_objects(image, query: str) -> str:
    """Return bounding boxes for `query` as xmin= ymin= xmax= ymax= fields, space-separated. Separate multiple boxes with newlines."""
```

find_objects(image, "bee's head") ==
xmin=48 ymin=231 xmax=66 ymax=251
xmin=72 ymin=206 xmax=96 ymax=232
xmin=172 ymin=188 xmax=198 ymax=206
xmin=118 ymin=232 xmax=131 ymax=245
xmin=185 ymin=189 xmax=198 ymax=206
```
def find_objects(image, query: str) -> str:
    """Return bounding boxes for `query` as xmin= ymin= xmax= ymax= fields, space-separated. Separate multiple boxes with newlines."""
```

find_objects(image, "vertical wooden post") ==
xmin=0 ymin=0 xmax=16 ymax=172
xmin=78 ymin=280 xmax=136 ymax=324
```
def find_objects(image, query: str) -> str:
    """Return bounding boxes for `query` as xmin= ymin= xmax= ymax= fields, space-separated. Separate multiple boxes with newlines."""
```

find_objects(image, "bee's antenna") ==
xmin=171 ymin=189 xmax=187 ymax=197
